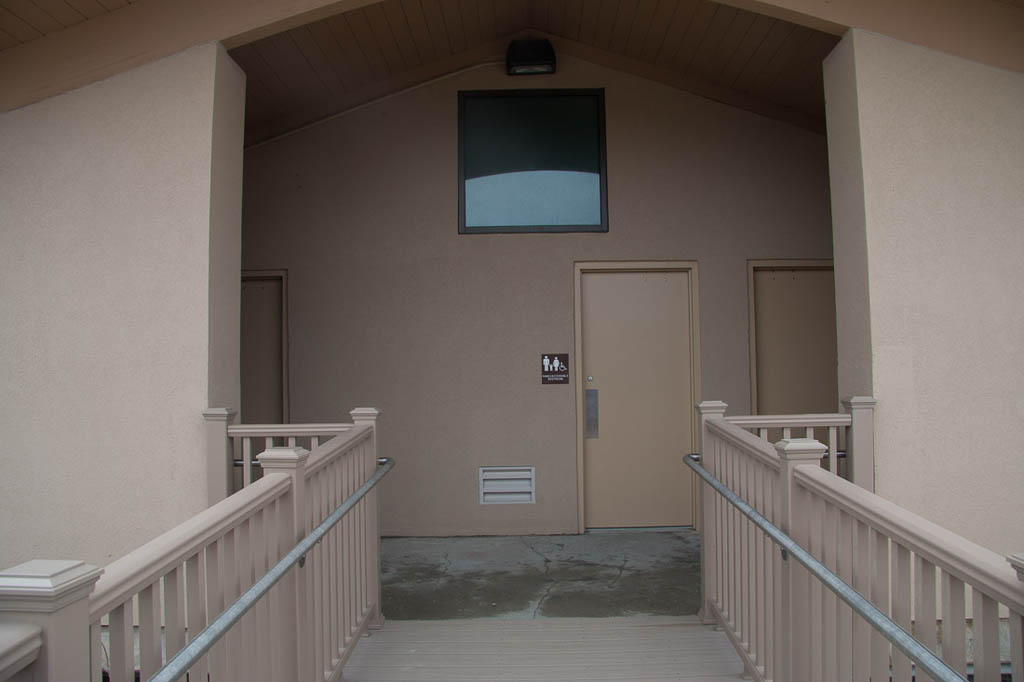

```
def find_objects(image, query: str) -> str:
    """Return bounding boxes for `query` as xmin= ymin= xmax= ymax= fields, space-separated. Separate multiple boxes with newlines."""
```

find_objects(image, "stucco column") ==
xmin=0 ymin=560 xmax=103 ymax=682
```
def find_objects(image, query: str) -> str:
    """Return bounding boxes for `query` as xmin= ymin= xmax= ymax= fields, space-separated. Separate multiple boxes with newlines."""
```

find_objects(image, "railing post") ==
xmin=0 ymin=560 xmax=103 ymax=682
xmin=203 ymin=407 xmax=237 ymax=505
xmin=841 ymin=396 xmax=876 ymax=492
xmin=696 ymin=401 xmax=728 ymax=626
xmin=258 ymin=447 xmax=310 ymax=682
xmin=351 ymin=407 xmax=384 ymax=629
xmin=775 ymin=438 xmax=828 ymax=682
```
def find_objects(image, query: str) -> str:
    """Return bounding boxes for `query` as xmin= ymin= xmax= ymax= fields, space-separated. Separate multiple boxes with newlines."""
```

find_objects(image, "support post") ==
xmin=0 ymin=560 xmax=103 ymax=682
xmin=258 ymin=447 xmax=310 ymax=682
xmin=842 ymin=397 xmax=876 ymax=492
xmin=350 ymin=407 xmax=384 ymax=629
xmin=696 ymin=400 xmax=728 ymax=626
xmin=775 ymin=438 xmax=828 ymax=682
xmin=203 ymin=407 xmax=237 ymax=505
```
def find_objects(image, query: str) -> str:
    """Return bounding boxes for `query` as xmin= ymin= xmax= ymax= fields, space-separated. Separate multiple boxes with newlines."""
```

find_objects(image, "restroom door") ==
xmin=576 ymin=263 xmax=700 ymax=529
xmin=241 ymin=271 xmax=288 ymax=424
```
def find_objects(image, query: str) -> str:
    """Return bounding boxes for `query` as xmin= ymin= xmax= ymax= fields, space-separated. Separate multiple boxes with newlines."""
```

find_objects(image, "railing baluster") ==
xmin=89 ymin=620 xmax=102 ymax=682
xmin=163 ymin=565 xmax=185 ymax=676
xmin=941 ymin=572 xmax=967 ymax=675
xmin=870 ymin=529 xmax=891 ymax=682
xmin=972 ymin=588 xmax=999 ymax=682
xmin=853 ymin=520 xmax=871 ymax=682
xmin=138 ymin=583 xmax=161 ymax=678
xmin=892 ymin=542 xmax=912 ymax=681
xmin=837 ymin=509 xmax=853 ymax=682
xmin=185 ymin=551 xmax=208 ymax=681
xmin=809 ymin=494 xmax=824 ymax=680
xmin=914 ymin=556 xmax=938 ymax=682
xmin=243 ymin=437 xmax=253 ymax=487
xmin=1010 ymin=608 xmax=1024 ymax=682
xmin=828 ymin=426 xmax=838 ymax=476
xmin=109 ymin=600 xmax=134 ymax=682
xmin=821 ymin=500 xmax=838 ymax=680
xmin=753 ymin=461 xmax=765 ymax=673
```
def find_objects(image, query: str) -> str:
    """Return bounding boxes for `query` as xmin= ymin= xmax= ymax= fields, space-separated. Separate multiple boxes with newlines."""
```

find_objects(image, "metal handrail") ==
xmin=147 ymin=457 xmax=395 ymax=682
xmin=684 ymin=453 xmax=967 ymax=682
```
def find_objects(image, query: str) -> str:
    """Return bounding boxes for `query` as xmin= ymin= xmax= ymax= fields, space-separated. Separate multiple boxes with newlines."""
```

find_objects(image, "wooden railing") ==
xmin=228 ymin=422 xmax=353 ymax=489
xmin=697 ymin=404 xmax=1024 ymax=682
xmin=704 ymin=397 xmax=876 ymax=490
xmin=0 ymin=408 xmax=385 ymax=682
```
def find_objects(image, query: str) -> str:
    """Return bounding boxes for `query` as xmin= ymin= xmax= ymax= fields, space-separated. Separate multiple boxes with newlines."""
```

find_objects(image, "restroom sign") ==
xmin=542 ymin=354 xmax=569 ymax=384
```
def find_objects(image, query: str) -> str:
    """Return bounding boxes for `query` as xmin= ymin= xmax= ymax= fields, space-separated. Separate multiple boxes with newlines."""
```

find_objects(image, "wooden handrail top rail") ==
xmin=0 ymin=622 xmax=42 ymax=681
xmin=794 ymin=464 xmax=1024 ymax=614
xmin=227 ymin=423 xmax=353 ymax=438
xmin=706 ymin=418 xmax=781 ymax=471
xmin=89 ymin=473 xmax=291 ymax=619
xmin=726 ymin=413 xmax=852 ymax=429
xmin=304 ymin=424 xmax=373 ymax=479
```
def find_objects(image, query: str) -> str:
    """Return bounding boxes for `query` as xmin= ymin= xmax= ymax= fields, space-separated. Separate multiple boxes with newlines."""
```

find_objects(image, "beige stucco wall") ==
xmin=824 ymin=29 xmax=1024 ymax=555
xmin=242 ymin=55 xmax=833 ymax=536
xmin=0 ymin=43 xmax=244 ymax=568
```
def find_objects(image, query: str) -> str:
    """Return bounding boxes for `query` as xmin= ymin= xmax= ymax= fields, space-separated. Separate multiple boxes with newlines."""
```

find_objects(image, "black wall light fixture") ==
xmin=506 ymin=38 xmax=556 ymax=75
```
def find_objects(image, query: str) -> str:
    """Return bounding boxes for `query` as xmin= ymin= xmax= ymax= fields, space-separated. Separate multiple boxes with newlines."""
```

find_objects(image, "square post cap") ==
xmin=775 ymin=438 xmax=827 ymax=461
xmin=1009 ymin=553 xmax=1024 ymax=582
xmin=350 ymin=407 xmax=381 ymax=423
xmin=257 ymin=447 xmax=310 ymax=470
xmin=0 ymin=560 xmax=103 ymax=612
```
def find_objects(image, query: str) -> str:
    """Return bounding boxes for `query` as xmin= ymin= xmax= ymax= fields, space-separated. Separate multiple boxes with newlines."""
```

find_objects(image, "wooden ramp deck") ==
xmin=343 ymin=616 xmax=746 ymax=681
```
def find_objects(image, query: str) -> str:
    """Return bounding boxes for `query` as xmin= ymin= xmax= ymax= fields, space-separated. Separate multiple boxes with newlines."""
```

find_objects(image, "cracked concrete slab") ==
xmin=381 ymin=529 xmax=700 ymax=619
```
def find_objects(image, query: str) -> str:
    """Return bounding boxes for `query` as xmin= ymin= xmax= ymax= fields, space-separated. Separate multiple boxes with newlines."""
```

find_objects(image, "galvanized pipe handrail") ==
xmin=684 ymin=453 xmax=967 ymax=682
xmin=147 ymin=457 xmax=395 ymax=682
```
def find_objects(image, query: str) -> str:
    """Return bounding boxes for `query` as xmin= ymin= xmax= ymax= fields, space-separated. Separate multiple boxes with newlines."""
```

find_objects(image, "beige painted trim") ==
xmin=242 ymin=269 xmax=290 ymax=423
xmin=746 ymin=259 xmax=833 ymax=414
xmin=573 ymin=261 xmax=703 ymax=533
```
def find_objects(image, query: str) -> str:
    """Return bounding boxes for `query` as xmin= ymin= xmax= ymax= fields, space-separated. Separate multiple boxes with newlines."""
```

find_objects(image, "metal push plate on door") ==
xmin=584 ymin=389 xmax=599 ymax=439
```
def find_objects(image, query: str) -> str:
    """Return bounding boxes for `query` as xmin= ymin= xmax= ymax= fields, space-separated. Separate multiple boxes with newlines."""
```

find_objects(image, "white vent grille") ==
xmin=479 ymin=466 xmax=536 ymax=505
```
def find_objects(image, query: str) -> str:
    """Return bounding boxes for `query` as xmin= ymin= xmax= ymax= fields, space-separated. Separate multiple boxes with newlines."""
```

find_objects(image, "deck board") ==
xmin=343 ymin=617 xmax=745 ymax=681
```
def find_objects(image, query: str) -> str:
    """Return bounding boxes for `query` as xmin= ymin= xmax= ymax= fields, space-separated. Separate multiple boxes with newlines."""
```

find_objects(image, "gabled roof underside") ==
xmin=229 ymin=0 xmax=840 ymax=146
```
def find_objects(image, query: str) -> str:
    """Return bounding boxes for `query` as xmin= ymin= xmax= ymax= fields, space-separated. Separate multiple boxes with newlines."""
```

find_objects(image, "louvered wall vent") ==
xmin=479 ymin=466 xmax=536 ymax=505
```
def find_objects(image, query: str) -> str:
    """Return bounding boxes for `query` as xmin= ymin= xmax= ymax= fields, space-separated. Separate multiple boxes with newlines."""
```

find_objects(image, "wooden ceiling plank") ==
xmin=306 ymin=17 xmax=369 ymax=89
xmin=11 ymin=0 xmax=64 ymax=33
xmin=547 ymin=0 xmax=565 ymax=37
xmin=623 ymin=0 xmax=658 ymax=60
xmin=0 ymin=25 xmax=20 ymax=48
xmin=639 ymin=0 xmax=679 ymax=63
xmin=344 ymin=8 xmax=394 ymax=79
xmin=562 ymin=0 xmax=583 ymax=40
xmin=458 ymin=0 xmax=481 ymax=47
xmin=439 ymin=0 xmax=465 ymax=52
xmin=477 ymin=0 xmax=497 ymax=41
xmin=670 ymin=0 xmax=717 ymax=70
xmin=419 ymin=0 xmax=454 ymax=56
xmin=263 ymin=32 xmax=331 ymax=115
xmin=61 ymin=0 xmax=105 ymax=20
xmin=382 ymin=0 xmax=423 ymax=66
xmin=529 ymin=0 xmax=546 ymax=28
xmin=31 ymin=0 xmax=86 ymax=27
xmin=325 ymin=13 xmax=380 ymax=85
xmin=550 ymin=32 xmax=824 ymax=132
xmin=94 ymin=0 xmax=126 ymax=10
xmin=364 ymin=2 xmax=408 ymax=71
xmin=592 ymin=0 xmax=619 ymax=49
xmin=653 ymin=0 xmax=699 ymax=67
xmin=730 ymin=15 xmax=789 ymax=91
xmin=609 ymin=0 xmax=639 ymax=54
xmin=0 ymin=4 xmax=43 ymax=40
xmin=248 ymin=32 xmax=513 ymax=147
xmin=748 ymin=22 xmax=811 ymax=96
xmin=689 ymin=5 xmax=753 ymax=80
xmin=718 ymin=11 xmax=772 ymax=85
xmin=769 ymin=29 xmax=834 ymax=102
xmin=576 ymin=0 xmax=599 ymax=43
xmin=402 ymin=0 xmax=438 ymax=60
xmin=231 ymin=43 xmax=292 ymax=117
xmin=288 ymin=24 xmax=348 ymax=96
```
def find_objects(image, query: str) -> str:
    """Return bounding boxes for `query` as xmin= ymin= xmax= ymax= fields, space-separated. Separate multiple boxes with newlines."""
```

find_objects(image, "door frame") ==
xmin=747 ymin=259 xmax=833 ymax=414
xmin=573 ymin=261 xmax=703 ymax=533
xmin=241 ymin=269 xmax=290 ymax=423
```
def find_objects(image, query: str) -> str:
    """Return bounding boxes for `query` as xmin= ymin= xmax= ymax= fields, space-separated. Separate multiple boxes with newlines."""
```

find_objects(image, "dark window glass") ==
xmin=458 ymin=89 xmax=608 ymax=234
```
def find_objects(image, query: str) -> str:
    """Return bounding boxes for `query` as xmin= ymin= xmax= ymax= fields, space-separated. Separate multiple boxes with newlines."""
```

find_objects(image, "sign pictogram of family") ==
xmin=541 ymin=354 xmax=569 ymax=384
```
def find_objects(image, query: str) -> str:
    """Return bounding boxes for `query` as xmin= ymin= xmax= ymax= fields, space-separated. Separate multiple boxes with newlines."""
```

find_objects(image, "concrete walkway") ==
xmin=380 ymin=529 xmax=701 ymax=620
